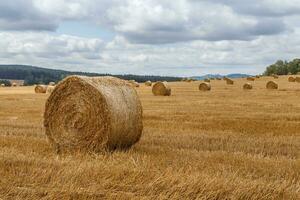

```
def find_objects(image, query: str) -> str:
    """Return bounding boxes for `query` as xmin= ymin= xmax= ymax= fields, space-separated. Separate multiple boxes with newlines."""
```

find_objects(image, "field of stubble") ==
xmin=0 ymin=76 xmax=299 ymax=199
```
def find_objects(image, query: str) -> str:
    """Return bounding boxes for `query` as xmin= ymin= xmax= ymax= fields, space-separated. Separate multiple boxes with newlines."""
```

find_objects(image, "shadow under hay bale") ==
xmin=243 ymin=83 xmax=253 ymax=90
xmin=152 ymin=81 xmax=171 ymax=96
xmin=35 ymin=85 xmax=47 ymax=93
xmin=266 ymin=81 xmax=278 ymax=89
xmin=199 ymin=82 xmax=211 ymax=91
xmin=44 ymin=76 xmax=143 ymax=153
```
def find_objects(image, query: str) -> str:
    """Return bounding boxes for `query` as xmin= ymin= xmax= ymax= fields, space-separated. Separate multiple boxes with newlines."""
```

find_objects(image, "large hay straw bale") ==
xmin=152 ymin=81 xmax=171 ymax=96
xmin=35 ymin=85 xmax=47 ymax=93
xmin=243 ymin=83 xmax=253 ymax=90
xmin=12 ymin=82 xmax=17 ymax=87
xmin=266 ymin=81 xmax=278 ymax=89
xmin=199 ymin=82 xmax=211 ymax=91
xmin=44 ymin=76 xmax=143 ymax=152
xmin=247 ymin=77 xmax=255 ymax=81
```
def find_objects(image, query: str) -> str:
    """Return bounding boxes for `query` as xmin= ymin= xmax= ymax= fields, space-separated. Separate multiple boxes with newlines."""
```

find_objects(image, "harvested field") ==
xmin=0 ymin=75 xmax=299 ymax=199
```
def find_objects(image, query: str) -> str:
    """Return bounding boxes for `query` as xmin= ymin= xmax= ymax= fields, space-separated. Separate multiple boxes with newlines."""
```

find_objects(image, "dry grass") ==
xmin=0 ymin=75 xmax=299 ymax=199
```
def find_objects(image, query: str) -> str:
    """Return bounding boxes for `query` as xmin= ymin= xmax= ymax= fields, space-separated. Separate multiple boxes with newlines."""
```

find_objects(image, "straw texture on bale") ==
xmin=44 ymin=76 xmax=143 ymax=152
xmin=226 ymin=78 xmax=234 ymax=85
xmin=145 ymin=81 xmax=152 ymax=86
xmin=199 ymin=82 xmax=211 ymax=91
xmin=295 ymin=77 xmax=300 ymax=83
xmin=49 ymin=82 xmax=55 ymax=86
xmin=35 ymin=85 xmax=47 ymax=93
xmin=152 ymin=81 xmax=171 ymax=96
xmin=247 ymin=77 xmax=255 ymax=81
xmin=46 ymin=86 xmax=55 ymax=94
xmin=288 ymin=77 xmax=296 ymax=82
xmin=266 ymin=81 xmax=278 ymax=89
xmin=243 ymin=83 xmax=253 ymax=90
xmin=204 ymin=78 xmax=210 ymax=83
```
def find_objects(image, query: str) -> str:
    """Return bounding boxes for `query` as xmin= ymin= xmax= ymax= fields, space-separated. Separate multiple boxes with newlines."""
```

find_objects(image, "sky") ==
xmin=0 ymin=0 xmax=300 ymax=76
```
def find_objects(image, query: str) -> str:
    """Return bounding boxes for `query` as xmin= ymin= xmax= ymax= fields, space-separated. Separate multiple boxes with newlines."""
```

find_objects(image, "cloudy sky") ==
xmin=0 ymin=0 xmax=300 ymax=76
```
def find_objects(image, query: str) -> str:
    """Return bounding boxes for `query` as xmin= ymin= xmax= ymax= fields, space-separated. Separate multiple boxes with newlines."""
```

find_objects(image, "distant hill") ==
xmin=0 ymin=65 xmax=182 ymax=85
xmin=191 ymin=73 xmax=251 ymax=80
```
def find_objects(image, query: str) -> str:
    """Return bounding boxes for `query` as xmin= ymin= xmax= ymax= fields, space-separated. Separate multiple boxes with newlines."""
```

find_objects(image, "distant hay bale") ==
xmin=247 ymin=77 xmax=255 ymax=81
xmin=288 ymin=72 xmax=292 ymax=75
xmin=199 ymin=82 xmax=211 ymax=91
xmin=210 ymin=78 xmax=215 ymax=80
xmin=288 ymin=77 xmax=296 ymax=82
xmin=216 ymin=77 xmax=222 ymax=80
xmin=128 ymin=80 xmax=139 ymax=87
xmin=35 ymin=85 xmax=47 ymax=93
xmin=266 ymin=81 xmax=278 ymax=89
xmin=272 ymin=74 xmax=279 ymax=79
xmin=49 ymin=82 xmax=55 ymax=86
xmin=255 ymin=75 xmax=260 ymax=78
xmin=0 ymin=83 xmax=5 ymax=87
xmin=12 ymin=82 xmax=17 ymax=87
xmin=204 ymin=78 xmax=210 ymax=83
xmin=46 ymin=85 xmax=55 ymax=94
xmin=243 ymin=83 xmax=253 ymax=90
xmin=226 ymin=78 xmax=234 ymax=85
xmin=181 ymin=78 xmax=187 ymax=82
xmin=145 ymin=81 xmax=152 ymax=86
xmin=44 ymin=76 xmax=143 ymax=152
xmin=152 ymin=81 xmax=171 ymax=96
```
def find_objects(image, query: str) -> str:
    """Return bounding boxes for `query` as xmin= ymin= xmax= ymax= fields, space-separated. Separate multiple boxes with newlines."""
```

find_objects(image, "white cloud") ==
xmin=0 ymin=0 xmax=299 ymax=75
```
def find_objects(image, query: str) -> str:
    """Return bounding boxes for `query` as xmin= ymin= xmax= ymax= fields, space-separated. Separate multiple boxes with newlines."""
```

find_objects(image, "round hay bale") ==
xmin=226 ymin=78 xmax=234 ymax=85
xmin=295 ymin=77 xmax=300 ymax=83
xmin=216 ymin=77 xmax=222 ymax=80
xmin=255 ymin=75 xmax=260 ymax=78
xmin=247 ymin=77 xmax=255 ymax=81
xmin=204 ymin=78 xmax=210 ymax=83
xmin=288 ymin=77 xmax=296 ymax=82
xmin=199 ymin=82 xmax=211 ymax=91
xmin=243 ymin=83 xmax=253 ymax=90
xmin=46 ymin=85 xmax=55 ymax=94
xmin=44 ymin=76 xmax=143 ymax=152
xmin=35 ymin=85 xmax=47 ymax=93
xmin=266 ymin=81 xmax=278 ymax=89
xmin=0 ymin=83 xmax=5 ymax=87
xmin=152 ymin=81 xmax=171 ymax=96
xmin=12 ymin=82 xmax=17 ymax=87
xmin=49 ymin=82 xmax=55 ymax=86
xmin=272 ymin=74 xmax=279 ymax=79
xmin=145 ymin=81 xmax=152 ymax=86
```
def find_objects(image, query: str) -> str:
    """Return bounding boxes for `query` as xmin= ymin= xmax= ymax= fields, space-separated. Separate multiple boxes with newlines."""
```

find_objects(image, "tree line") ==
xmin=0 ymin=65 xmax=181 ymax=85
xmin=264 ymin=58 xmax=300 ymax=76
